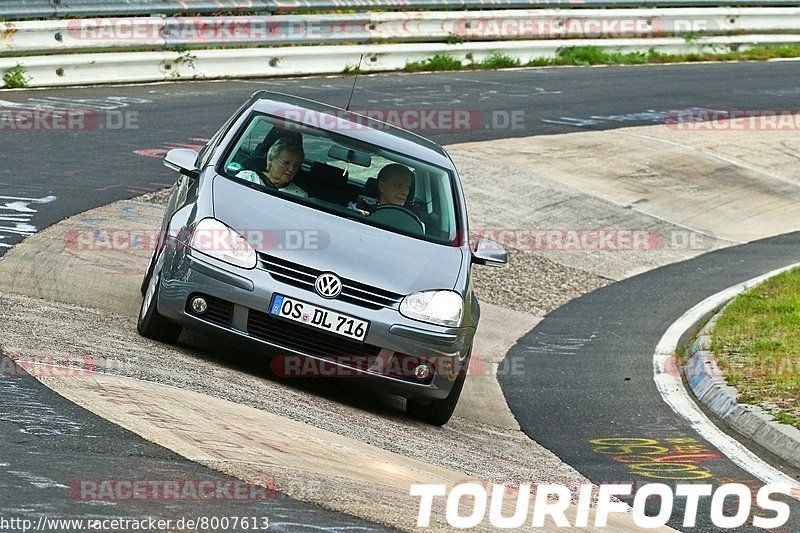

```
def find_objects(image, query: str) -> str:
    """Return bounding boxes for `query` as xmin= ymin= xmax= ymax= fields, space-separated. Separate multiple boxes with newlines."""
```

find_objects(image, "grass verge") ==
xmin=405 ymin=52 xmax=520 ymax=72
xmin=405 ymin=53 xmax=466 ymax=72
xmin=711 ymin=268 xmax=800 ymax=430
xmin=403 ymin=44 xmax=800 ymax=72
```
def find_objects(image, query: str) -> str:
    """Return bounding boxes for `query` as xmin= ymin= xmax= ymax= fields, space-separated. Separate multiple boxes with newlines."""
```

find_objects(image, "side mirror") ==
xmin=164 ymin=148 xmax=200 ymax=179
xmin=471 ymin=238 xmax=508 ymax=266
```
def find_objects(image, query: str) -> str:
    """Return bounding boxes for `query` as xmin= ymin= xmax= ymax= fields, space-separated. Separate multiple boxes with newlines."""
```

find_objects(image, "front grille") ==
xmin=247 ymin=309 xmax=381 ymax=359
xmin=258 ymin=252 xmax=402 ymax=310
xmin=186 ymin=293 xmax=234 ymax=328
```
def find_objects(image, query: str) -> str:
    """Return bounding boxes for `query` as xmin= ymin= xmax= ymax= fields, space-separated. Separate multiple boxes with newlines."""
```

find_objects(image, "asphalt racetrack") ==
xmin=500 ymin=232 xmax=800 ymax=531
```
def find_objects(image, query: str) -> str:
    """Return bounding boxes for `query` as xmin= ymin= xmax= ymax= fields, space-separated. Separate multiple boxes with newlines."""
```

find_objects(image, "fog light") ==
xmin=413 ymin=364 xmax=431 ymax=381
xmin=191 ymin=296 xmax=208 ymax=314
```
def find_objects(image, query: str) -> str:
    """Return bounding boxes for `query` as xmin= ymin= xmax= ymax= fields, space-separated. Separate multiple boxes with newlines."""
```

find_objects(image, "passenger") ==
xmin=237 ymin=139 xmax=307 ymax=198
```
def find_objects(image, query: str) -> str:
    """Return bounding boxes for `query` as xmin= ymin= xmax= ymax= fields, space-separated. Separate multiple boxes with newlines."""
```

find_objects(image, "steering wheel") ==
xmin=372 ymin=204 xmax=425 ymax=234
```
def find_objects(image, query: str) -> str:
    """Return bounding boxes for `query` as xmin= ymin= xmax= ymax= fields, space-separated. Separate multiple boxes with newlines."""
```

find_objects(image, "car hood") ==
xmin=213 ymin=176 xmax=464 ymax=294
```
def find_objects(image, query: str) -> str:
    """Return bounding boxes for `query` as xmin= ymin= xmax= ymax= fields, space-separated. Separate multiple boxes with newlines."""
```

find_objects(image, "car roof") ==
xmin=248 ymin=91 xmax=455 ymax=169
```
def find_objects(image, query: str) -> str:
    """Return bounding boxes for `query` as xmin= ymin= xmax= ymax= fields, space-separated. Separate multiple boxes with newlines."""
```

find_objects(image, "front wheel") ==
xmin=140 ymin=247 xmax=157 ymax=295
xmin=137 ymin=254 xmax=182 ymax=344
xmin=406 ymin=358 xmax=468 ymax=426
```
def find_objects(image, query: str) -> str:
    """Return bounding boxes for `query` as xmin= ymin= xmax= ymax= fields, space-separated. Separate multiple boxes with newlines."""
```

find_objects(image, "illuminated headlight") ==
xmin=400 ymin=291 xmax=463 ymax=327
xmin=189 ymin=218 xmax=257 ymax=269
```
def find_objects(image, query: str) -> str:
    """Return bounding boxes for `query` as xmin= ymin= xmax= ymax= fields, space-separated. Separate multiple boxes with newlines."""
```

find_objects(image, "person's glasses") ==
xmin=276 ymin=157 xmax=301 ymax=170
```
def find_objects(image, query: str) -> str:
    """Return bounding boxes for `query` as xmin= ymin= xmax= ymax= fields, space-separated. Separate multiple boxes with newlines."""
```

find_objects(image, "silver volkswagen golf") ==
xmin=138 ymin=91 xmax=506 ymax=425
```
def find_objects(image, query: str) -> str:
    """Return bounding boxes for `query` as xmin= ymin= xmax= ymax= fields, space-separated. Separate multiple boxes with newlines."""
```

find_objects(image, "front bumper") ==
xmin=157 ymin=241 xmax=476 ymax=400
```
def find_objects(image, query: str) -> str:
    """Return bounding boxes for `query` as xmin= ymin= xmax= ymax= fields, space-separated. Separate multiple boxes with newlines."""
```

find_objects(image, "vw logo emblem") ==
xmin=315 ymin=272 xmax=342 ymax=298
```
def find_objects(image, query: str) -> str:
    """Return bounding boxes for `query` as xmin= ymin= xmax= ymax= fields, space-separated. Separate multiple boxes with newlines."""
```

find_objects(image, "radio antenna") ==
xmin=345 ymin=54 xmax=363 ymax=112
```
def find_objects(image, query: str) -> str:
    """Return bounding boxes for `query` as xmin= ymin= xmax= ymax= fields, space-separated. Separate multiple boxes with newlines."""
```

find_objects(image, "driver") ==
xmin=376 ymin=164 xmax=413 ymax=206
xmin=350 ymin=164 xmax=413 ymax=214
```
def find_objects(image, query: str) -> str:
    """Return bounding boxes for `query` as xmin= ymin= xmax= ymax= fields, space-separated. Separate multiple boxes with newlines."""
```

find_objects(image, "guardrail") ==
xmin=2 ymin=33 xmax=799 ymax=87
xmin=2 ymin=0 xmax=800 ymax=19
xmin=1 ymin=5 xmax=799 ymax=87
xmin=3 ymin=8 xmax=799 ymax=55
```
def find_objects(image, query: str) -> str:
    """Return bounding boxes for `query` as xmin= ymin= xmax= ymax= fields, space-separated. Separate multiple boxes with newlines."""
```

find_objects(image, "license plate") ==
xmin=269 ymin=294 xmax=369 ymax=342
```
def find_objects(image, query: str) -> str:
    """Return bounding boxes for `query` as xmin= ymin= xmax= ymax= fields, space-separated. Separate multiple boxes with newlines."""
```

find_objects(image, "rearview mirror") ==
xmin=328 ymin=146 xmax=371 ymax=167
xmin=164 ymin=148 xmax=200 ymax=179
xmin=471 ymin=238 xmax=508 ymax=266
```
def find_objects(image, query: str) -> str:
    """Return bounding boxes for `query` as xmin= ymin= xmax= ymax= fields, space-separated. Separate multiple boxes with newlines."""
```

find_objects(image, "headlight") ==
xmin=400 ymin=290 xmax=463 ymax=327
xmin=189 ymin=218 xmax=257 ymax=269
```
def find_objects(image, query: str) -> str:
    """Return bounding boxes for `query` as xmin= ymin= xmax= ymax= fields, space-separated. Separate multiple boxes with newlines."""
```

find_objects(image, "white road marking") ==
xmin=8 ymin=471 xmax=69 ymax=489
xmin=0 ymin=195 xmax=57 ymax=249
xmin=0 ymin=97 xmax=150 ymax=111
xmin=653 ymin=262 xmax=800 ymax=492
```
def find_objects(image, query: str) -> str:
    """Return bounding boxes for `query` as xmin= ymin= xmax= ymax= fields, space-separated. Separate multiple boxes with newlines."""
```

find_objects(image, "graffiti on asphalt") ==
xmin=590 ymin=437 xmax=720 ymax=480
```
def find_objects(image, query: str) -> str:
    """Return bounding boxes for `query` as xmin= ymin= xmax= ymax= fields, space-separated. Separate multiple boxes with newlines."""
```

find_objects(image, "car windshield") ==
xmin=219 ymin=112 xmax=460 ymax=245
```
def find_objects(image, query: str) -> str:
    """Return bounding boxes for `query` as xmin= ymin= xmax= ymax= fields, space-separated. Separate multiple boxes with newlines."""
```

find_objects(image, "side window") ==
xmin=236 ymin=119 xmax=273 ymax=157
xmin=427 ymin=169 xmax=456 ymax=241
xmin=196 ymin=102 xmax=251 ymax=169
xmin=196 ymin=128 xmax=223 ymax=169
xmin=222 ymin=116 xmax=277 ymax=174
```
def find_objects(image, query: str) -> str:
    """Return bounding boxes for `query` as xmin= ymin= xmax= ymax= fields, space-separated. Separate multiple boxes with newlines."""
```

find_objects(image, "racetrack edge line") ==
xmin=653 ymin=261 xmax=800 ymax=492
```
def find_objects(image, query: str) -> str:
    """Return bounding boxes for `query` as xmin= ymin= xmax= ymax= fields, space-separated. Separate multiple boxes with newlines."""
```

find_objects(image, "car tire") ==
xmin=406 ymin=356 xmax=468 ymax=426
xmin=137 ymin=254 xmax=182 ymax=344
xmin=140 ymin=247 xmax=157 ymax=295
